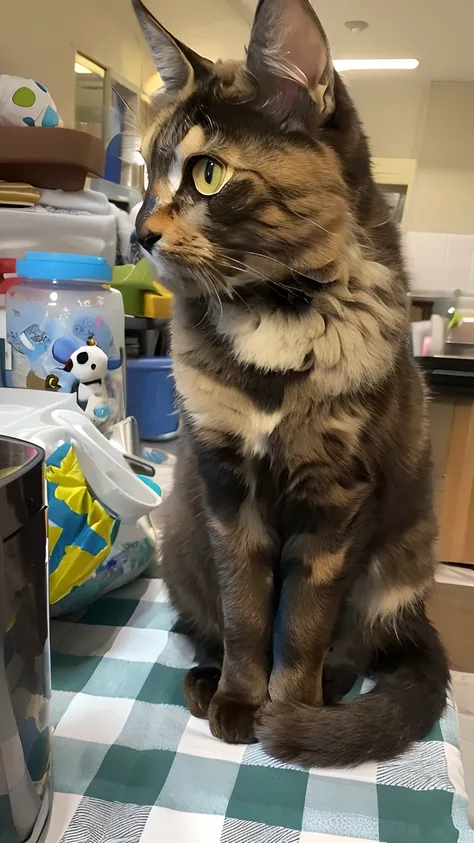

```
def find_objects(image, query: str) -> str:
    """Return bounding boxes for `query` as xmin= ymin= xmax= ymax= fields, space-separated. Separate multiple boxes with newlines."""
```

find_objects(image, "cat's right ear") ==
xmin=132 ymin=0 xmax=213 ymax=95
xmin=246 ymin=0 xmax=335 ymax=127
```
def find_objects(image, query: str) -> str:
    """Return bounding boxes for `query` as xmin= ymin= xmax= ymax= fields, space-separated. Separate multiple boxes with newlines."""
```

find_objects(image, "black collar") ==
xmin=82 ymin=378 xmax=103 ymax=387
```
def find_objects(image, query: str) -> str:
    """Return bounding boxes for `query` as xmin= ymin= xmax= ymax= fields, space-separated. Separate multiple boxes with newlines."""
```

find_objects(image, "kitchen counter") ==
xmin=409 ymin=290 xmax=466 ymax=300
xmin=418 ymin=355 xmax=474 ymax=397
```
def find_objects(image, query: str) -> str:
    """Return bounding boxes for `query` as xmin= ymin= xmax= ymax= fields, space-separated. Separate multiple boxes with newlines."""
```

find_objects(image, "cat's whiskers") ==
xmin=202 ymin=271 xmax=224 ymax=322
xmin=226 ymin=284 xmax=253 ymax=313
xmin=204 ymin=257 xmax=257 ymax=314
xmin=281 ymin=205 xmax=336 ymax=236
xmin=192 ymin=299 xmax=211 ymax=330
xmin=226 ymin=249 xmax=322 ymax=292
xmin=213 ymin=264 xmax=261 ymax=312
xmin=193 ymin=261 xmax=224 ymax=319
xmin=222 ymin=255 xmax=312 ymax=301
xmin=215 ymin=284 xmax=224 ymax=321
xmin=269 ymin=278 xmax=311 ymax=300
xmin=221 ymin=255 xmax=276 ymax=286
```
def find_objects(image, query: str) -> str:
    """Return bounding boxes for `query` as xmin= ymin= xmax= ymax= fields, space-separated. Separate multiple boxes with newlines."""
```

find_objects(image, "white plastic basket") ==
xmin=0 ymin=388 xmax=161 ymax=523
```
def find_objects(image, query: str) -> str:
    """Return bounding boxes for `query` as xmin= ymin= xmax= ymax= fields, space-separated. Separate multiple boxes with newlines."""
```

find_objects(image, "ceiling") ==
xmin=150 ymin=0 xmax=474 ymax=81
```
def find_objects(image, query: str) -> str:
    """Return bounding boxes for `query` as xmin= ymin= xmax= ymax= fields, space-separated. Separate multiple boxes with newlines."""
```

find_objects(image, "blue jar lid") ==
xmin=16 ymin=252 xmax=112 ymax=282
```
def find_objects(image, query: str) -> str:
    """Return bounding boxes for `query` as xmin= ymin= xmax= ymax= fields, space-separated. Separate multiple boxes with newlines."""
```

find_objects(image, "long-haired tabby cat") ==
xmin=132 ymin=0 xmax=449 ymax=767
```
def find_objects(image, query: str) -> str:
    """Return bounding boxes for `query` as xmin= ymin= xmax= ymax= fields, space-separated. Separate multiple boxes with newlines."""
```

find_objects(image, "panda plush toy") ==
xmin=64 ymin=342 xmax=111 ymax=425
xmin=47 ymin=337 xmax=111 ymax=426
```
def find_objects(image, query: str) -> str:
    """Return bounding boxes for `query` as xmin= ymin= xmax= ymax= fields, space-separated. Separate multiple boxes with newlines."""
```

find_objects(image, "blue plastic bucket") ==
xmin=126 ymin=357 xmax=179 ymax=440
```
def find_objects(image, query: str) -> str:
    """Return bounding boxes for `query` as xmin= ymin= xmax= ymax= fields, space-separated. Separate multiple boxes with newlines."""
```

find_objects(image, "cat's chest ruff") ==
xmin=217 ymin=307 xmax=323 ymax=373
xmin=173 ymin=353 xmax=282 ymax=453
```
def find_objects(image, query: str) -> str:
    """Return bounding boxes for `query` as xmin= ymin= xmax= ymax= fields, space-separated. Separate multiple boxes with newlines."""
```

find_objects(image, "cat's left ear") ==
xmin=132 ymin=0 xmax=213 ymax=96
xmin=246 ymin=0 xmax=335 ymax=127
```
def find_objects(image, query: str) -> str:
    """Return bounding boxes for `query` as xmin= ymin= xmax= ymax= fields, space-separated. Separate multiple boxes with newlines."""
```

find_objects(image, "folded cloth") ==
xmin=0 ymin=205 xmax=117 ymax=263
xmin=38 ymin=187 xmax=113 ymax=215
xmin=110 ymin=203 xmax=135 ymax=264
xmin=0 ymin=188 xmax=116 ymax=261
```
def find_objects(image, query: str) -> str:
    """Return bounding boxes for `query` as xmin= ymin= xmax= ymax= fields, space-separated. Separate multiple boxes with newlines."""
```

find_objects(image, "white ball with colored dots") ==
xmin=0 ymin=75 xmax=62 ymax=128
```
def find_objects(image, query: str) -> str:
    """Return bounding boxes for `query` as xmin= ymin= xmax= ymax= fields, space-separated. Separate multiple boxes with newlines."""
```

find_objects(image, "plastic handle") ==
xmin=50 ymin=409 xmax=161 ymax=522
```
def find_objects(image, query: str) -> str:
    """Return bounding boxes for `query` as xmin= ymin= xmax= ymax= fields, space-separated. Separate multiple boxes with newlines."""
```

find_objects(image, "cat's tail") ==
xmin=256 ymin=613 xmax=449 ymax=768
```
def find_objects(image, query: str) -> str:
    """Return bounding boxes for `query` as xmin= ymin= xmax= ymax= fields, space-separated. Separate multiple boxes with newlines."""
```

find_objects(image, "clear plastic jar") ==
xmin=5 ymin=252 xmax=125 ymax=431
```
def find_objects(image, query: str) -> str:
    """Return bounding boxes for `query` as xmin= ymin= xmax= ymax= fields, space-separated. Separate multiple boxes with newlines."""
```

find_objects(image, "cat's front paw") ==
xmin=208 ymin=692 xmax=259 ymax=744
xmin=184 ymin=666 xmax=221 ymax=718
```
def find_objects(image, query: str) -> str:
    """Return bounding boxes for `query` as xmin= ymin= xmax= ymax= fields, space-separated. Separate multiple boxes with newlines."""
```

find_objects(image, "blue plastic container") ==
xmin=126 ymin=357 xmax=179 ymax=440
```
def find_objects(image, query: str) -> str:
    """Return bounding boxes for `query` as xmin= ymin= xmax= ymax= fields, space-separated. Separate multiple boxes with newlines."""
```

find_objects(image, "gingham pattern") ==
xmin=49 ymin=578 xmax=474 ymax=843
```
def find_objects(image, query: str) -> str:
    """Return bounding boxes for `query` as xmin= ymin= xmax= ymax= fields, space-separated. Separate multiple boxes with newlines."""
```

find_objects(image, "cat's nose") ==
xmin=139 ymin=233 xmax=162 ymax=253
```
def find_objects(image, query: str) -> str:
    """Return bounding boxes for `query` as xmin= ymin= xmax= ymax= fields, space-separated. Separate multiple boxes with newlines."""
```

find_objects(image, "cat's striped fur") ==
xmin=133 ymin=0 xmax=449 ymax=766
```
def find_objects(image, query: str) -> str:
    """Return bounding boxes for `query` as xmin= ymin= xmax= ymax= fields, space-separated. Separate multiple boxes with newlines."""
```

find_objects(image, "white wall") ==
xmin=347 ymin=77 xmax=430 ymax=160
xmin=406 ymin=170 xmax=474 ymax=235
xmin=349 ymin=78 xmax=474 ymax=236
xmin=404 ymin=82 xmax=474 ymax=234
xmin=147 ymin=0 xmax=249 ymax=63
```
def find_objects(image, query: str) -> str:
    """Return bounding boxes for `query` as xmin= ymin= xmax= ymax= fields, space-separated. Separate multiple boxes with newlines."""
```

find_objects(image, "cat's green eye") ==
xmin=192 ymin=156 xmax=228 ymax=196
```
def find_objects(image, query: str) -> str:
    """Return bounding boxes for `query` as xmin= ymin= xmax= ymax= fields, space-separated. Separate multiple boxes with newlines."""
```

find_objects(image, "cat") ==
xmin=132 ymin=0 xmax=449 ymax=767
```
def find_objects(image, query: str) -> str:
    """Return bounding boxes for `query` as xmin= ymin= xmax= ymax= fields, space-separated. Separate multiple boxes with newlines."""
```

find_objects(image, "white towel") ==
xmin=0 ymin=206 xmax=116 ymax=264
xmin=38 ymin=188 xmax=113 ymax=216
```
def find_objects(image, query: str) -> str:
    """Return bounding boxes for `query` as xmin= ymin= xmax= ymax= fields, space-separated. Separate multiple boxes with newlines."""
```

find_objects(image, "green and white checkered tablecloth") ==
xmin=49 ymin=577 xmax=474 ymax=843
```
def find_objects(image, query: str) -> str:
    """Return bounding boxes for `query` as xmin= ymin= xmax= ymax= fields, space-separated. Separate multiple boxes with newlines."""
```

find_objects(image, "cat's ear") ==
xmin=132 ymin=0 xmax=213 ymax=95
xmin=246 ymin=0 xmax=335 ymax=127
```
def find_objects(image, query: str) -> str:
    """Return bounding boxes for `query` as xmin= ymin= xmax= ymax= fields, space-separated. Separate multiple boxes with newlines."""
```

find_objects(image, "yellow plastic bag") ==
xmin=46 ymin=443 xmax=120 ymax=604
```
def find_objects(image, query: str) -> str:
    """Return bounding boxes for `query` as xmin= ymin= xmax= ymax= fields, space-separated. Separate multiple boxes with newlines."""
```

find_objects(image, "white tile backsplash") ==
xmin=446 ymin=234 xmax=474 ymax=265
xmin=405 ymin=231 xmax=448 ymax=267
xmin=410 ymin=265 xmax=445 ymax=291
xmin=404 ymin=231 xmax=474 ymax=294
xmin=442 ymin=262 xmax=472 ymax=291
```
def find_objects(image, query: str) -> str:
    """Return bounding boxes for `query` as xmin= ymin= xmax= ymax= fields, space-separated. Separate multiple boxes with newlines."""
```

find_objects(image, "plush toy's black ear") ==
xmin=246 ymin=0 xmax=335 ymax=127
xmin=132 ymin=0 xmax=214 ymax=95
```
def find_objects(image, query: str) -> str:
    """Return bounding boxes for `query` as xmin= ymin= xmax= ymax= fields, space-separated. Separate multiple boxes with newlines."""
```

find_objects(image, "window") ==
xmin=75 ymin=53 xmax=105 ymax=140
xmin=74 ymin=53 xmax=150 ymax=192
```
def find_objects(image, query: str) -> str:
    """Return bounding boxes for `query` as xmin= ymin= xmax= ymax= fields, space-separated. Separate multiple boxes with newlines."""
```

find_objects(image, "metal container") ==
xmin=0 ymin=436 xmax=51 ymax=843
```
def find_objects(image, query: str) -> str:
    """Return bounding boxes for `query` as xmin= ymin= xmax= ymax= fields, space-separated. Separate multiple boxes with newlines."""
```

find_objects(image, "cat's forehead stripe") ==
xmin=169 ymin=124 xmax=207 ymax=196
xmin=151 ymin=124 xmax=207 ymax=203
xmin=177 ymin=125 xmax=206 ymax=160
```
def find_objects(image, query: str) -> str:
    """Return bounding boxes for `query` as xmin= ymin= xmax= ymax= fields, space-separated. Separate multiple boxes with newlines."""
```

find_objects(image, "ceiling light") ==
xmin=75 ymin=62 xmax=92 ymax=74
xmin=345 ymin=20 xmax=369 ymax=33
xmin=334 ymin=59 xmax=419 ymax=72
